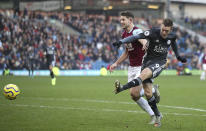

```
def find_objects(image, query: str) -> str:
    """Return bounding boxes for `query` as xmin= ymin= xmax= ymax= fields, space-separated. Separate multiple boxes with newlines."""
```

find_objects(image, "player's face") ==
xmin=47 ymin=39 xmax=52 ymax=47
xmin=160 ymin=24 xmax=172 ymax=39
xmin=120 ymin=16 xmax=131 ymax=29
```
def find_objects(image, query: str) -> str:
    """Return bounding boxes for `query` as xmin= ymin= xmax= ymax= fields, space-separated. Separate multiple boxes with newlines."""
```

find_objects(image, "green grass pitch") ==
xmin=0 ymin=75 xmax=206 ymax=131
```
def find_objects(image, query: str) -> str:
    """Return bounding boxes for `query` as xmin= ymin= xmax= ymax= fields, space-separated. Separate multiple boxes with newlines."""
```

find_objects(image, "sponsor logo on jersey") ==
xmin=126 ymin=43 xmax=134 ymax=51
xmin=154 ymin=45 xmax=167 ymax=53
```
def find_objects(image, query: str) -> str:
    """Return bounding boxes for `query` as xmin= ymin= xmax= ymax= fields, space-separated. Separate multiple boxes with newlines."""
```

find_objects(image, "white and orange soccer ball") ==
xmin=3 ymin=84 xmax=20 ymax=100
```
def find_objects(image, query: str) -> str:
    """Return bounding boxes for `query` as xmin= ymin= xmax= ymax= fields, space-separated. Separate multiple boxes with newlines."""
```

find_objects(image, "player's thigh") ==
xmin=139 ymin=68 xmax=153 ymax=81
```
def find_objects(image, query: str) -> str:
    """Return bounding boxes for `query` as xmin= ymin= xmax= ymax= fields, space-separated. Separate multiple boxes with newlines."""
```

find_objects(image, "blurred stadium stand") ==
xmin=0 ymin=0 xmax=206 ymax=71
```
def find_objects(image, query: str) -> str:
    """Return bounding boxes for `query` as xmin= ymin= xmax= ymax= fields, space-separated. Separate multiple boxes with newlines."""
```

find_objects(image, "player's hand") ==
xmin=177 ymin=56 xmax=187 ymax=63
xmin=107 ymin=63 xmax=117 ymax=73
xmin=112 ymin=41 xmax=122 ymax=48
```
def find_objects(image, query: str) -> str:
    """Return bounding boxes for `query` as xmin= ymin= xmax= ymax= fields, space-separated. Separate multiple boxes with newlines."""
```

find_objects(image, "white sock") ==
xmin=136 ymin=97 xmax=155 ymax=116
xmin=139 ymin=88 xmax=144 ymax=97
xmin=139 ymin=87 xmax=155 ymax=97
xmin=200 ymin=71 xmax=205 ymax=80
xmin=152 ymin=87 xmax=155 ymax=93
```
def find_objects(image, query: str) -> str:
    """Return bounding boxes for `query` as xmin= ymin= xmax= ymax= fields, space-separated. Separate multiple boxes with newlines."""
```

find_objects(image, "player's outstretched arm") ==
xmin=112 ymin=33 xmax=145 ymax=48
xmin=171 ymin=41 xmax=187 ymax=63
xmin=120 ymin=33 xmax=145 ymax=44
xmin=109 ymin=50 xmax=128 ymax=73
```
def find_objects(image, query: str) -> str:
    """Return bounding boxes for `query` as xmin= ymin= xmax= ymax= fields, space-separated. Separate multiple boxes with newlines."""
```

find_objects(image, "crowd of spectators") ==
xmin=184 ymin=16 xmax=206 ymax=36
xmin=0 ymin=9 xmax=205 ymax=71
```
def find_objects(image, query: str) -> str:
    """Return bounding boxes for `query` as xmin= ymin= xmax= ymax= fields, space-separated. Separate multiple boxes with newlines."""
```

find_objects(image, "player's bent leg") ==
xmin=153 ymin=84 xmax=160 ymax=103
xmin=130 ymin=86 xmax=156 ymax=124
xmin=139 ymin=85 xmax=160 ymax=104
xmin=143 ymin=83 xmax=153 ymax=99
xmin=114 ymin=68 xmax=153 ymax=94
xmin=129 ymin=86 xmax=141 ymax=101
xmin=49 ymin=65 xmax=56 ymax=86
xmin=137 ymin=97 xmax=156 ymax=125
xmin=143 ymin=83 xmax=162 ymax=127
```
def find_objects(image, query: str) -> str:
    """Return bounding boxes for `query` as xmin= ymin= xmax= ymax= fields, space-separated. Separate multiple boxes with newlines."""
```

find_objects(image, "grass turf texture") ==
xmin=0 ymin=76 xmax=206 ymax=131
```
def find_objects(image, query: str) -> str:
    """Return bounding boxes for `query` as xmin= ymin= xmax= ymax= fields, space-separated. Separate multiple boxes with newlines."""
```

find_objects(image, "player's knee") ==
xmin=130 ymin=90 xmax=140 ymax=101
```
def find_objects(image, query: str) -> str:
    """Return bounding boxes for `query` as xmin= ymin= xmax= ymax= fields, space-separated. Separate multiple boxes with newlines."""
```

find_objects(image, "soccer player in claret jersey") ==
xmin=112 ymin=18 xmax=187 ymax=127
xmin=198 ymin=48 xmax=206 ymax=80
xmin=109 ymin=11 xmax=160 ymax=124
xmin=44 ymin=39 xmax=57 ymax=86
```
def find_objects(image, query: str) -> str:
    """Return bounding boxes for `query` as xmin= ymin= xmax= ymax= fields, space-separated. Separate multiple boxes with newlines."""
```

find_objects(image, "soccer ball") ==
xmin=3 ymin=84 xmax=20 ymax=100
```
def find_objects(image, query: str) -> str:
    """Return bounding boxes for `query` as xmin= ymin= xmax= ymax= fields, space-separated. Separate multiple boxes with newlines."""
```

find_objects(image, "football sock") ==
xmin=52 ymin=77 xmax=56 ymax=86
xmin=148 ymin=95 xmax=160 ymax=116
xmin=200 ymin=71 xmax=205 ymax=80
xmin=121 ymin=77 xmax=142 ymax=91
xmin=152 ymin=87 xmax=155 ymax=93
xmin=136 ymin=97 xmax=155 ymax=116
xmin=139 ymin=88 xmax=144 ymax=97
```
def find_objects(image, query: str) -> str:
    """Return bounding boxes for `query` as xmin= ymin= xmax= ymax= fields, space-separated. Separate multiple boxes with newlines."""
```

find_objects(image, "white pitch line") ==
xmin=0 ymin=103 xmax=206 ymax=117
xmin=21 ymin=97 xmax=206 ymax=113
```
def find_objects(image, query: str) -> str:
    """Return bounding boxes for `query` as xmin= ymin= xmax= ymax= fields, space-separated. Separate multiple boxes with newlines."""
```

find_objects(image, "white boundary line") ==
xmin=0 ymin=103 xmax=206 ymax=117
xmin=15 ymin=97 xmax=206 ymax=112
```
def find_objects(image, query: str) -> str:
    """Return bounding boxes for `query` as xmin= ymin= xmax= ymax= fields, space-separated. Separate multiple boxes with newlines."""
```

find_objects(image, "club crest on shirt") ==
xmin=155 ymin=39 xmax=159 ymax=43
xmin=144 ymin=31 xmax=150 ymax=36
xmin=167 ymin=40 xmax=171 ymax=45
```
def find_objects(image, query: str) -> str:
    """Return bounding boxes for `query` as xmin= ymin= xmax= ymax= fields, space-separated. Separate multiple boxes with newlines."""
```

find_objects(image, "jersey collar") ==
xmin=127 ymin=25 xmax=135 ymax=33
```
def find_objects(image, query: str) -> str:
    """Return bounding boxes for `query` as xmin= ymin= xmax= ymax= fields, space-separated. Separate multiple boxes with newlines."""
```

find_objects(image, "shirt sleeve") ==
xmin=120 ymin=30 xmax=151 ymax=44
xmin=132 ymin=29 xmax=143 ymax=36
xmin=171 ymin=38 xmax=180 ymax=58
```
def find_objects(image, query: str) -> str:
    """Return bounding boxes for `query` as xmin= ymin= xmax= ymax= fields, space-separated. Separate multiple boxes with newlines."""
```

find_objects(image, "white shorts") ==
xmin=128 ymin=66 xmax=141 ymax=82
xmin=203 ymin=64 xmax=206 ymax=70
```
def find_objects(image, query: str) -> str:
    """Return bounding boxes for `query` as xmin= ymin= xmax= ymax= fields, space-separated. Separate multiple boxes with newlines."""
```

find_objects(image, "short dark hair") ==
xmin=120 ymin=11 xmax=134 ymax=19
xmin=163 ymin=18 xmax=173 ymax=27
